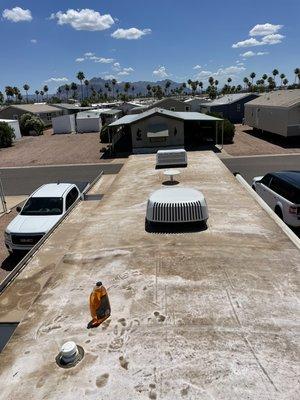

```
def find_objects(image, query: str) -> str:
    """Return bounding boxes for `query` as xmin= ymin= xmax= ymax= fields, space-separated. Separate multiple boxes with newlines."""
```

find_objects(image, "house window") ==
xmin=170 ymin=107 xmax=175 ymax=111
xmin=13 ymin=115 xmax=18 ymax=120
xmin=185 ymin=106 xmax=190 ymax=111
xmin=136 ymin=129 xmax=142 ymax=141
xmin=237 ymin=104 xmax=241 ymax=112
xmin=150 ymin=137 xmax=166 ymax=143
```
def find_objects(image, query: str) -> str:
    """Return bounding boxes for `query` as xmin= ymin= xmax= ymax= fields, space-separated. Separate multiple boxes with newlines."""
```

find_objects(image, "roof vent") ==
xmin=146 ymin=188 xmax=208 ymax=224
xmin=156 ymin=149 xmax=187 ymax=168
xmin=56 ymin=341 xmax=84 ymax=368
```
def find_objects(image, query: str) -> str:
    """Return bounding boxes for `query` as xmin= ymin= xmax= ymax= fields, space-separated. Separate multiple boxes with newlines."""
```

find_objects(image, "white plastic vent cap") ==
xmin=60 ymin=341 xmax=79 ymax=363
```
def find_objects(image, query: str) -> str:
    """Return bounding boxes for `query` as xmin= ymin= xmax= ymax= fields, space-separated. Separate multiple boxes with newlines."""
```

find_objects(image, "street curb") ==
xmin=235 ymin=174 xmax=300 ymax=250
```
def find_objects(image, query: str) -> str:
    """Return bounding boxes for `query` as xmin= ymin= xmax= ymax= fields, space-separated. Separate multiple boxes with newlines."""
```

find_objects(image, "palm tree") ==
xmin=65 ymin=84 xmax=70 ymax=101
xmin=267 ymin=76 xmax=275 ymax=91
xmin=35 ymin=90 xmax=39 ymax=102
xmin=243 ymin=77 xmax=249 ymax=89
xmin=58 ymin=87 xmax=62 ymax=100
xmin=236 ymin=84 xmax=242 ymax=92
xmin=190 ymin=81 xmax=198 ymax=96
xmin=5 ymin=86 xmax=14 ymax=102
xmin=227 ymin=77 xmax=232 ymax=86
xmin=104 ymin=82 xmax=110 ymax=95
xmin=187 ymin=79 xmax=192 ymax=90
xmin=294 ymin=68 xmax=300 ymax=84
xmin=131 ymin=86 xmax=135 ymax=97
xmin=282 ymin=78 xmax=288 ymax=87
xmin=40 ymin=90 xmax=44 ymax=101
xmin=198 ymin=81 xmax=203 ymax=94
xmin=146 ymin=84 xmax=152 ymax=97
xmin=0 ymin=91 xmax=4 ymax=104
xmin=43 ymin=85 xmax=49 ymax=101
xmin=124 ymin=82 xmax=131 ymax=94
xmin=111 ymin=78 xmax=117 ymax=98
xmin=214 ymin=80 xmax=219 ymax=92
xmin=208 ymin=76 xmax=214 ymax=86
xmin=76 ymin=71 xmax=85 ymax=101
xmin=13 ymin=87 xmax=20 ymax=102
xmin=23 ymin=84 xmax=30 ymax=103
xmin=272 ymin=69 xmax=279 ymax=86
xmin=165 ymin=80 xmax=171 ymax=96
xmin=84 ymin=79 xmax=89 ymax=98
xmin=250 ymin=72 xmax=256 ymax=84
xmin=70 ymin=82 xmax=78 ymax=99
xmin=279 ymin=73 xmax=285 ymax=86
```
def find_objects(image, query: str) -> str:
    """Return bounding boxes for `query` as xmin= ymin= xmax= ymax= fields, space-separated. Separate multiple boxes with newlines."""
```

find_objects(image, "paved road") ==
xmin=222 ymin=154 xmax=300 ymax=184
xmin=0 ymin=164 xmax=123 ymax=196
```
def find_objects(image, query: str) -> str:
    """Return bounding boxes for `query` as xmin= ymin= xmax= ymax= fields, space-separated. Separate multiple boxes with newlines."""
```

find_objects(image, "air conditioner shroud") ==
xmin=146 ymin=188 xmax=208 ymax=224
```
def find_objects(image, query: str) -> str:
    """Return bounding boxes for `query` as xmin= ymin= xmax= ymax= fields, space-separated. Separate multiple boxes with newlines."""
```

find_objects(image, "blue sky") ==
xmin=0 ymin=0 xmax=299 ymax=94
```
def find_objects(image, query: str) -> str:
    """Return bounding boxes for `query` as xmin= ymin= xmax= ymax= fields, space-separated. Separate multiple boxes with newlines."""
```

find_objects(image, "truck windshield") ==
xmin=21 ymin=197 xmax=63 ymax=216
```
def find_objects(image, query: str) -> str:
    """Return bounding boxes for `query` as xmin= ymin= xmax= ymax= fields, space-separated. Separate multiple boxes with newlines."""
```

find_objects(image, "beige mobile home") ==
xmin=244 ymin=89 xmax=300 ymax=137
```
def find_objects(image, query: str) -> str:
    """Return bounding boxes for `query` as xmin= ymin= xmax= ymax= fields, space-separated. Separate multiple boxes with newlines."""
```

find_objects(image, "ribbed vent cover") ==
xmin=146 ymin=188 xmax=208 ymax=224
xmin=156 ymin=149 xmax=187 ymax=167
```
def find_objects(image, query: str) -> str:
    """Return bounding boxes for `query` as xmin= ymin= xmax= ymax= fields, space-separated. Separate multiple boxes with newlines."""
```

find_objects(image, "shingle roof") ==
xmin=10 ymin=104 xmax=61 ymax=113
xmin=245 ymin=89 xmax=300 ymax=108
xmin=109 ymin=108 xmax=222 ymax=127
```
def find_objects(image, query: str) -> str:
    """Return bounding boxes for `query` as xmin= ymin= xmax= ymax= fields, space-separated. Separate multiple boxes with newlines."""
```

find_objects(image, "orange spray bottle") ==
xmin=87 ymin=281 xmax=111 ymax=329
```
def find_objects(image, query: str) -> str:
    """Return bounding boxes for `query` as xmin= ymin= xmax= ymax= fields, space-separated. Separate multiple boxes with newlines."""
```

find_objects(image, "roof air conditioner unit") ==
xmin=146 ymin=188 xmax=208 ymax=224
xmin=156 ymin=149 xmax=187 ymax=168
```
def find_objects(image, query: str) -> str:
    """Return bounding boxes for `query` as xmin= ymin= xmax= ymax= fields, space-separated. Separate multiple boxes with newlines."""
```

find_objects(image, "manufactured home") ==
xmin=244 ymin=89 xmax=300 ymax=137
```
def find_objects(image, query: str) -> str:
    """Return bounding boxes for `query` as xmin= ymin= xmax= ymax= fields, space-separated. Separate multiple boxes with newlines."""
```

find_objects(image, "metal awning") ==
xmin=147 ymin=123 xmax=169 ymax=138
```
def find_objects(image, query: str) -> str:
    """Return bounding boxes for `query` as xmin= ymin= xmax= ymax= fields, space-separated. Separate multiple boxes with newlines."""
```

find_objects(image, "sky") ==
xmin=0 ymin=0 xmax=299 ymax=94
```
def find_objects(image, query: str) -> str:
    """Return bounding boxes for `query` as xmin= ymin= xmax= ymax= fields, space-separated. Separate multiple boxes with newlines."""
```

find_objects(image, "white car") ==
xmin=5 ymin=183 xmax=81 ymax=254
xmin=252 ymin=171 xmax=300 ymax=227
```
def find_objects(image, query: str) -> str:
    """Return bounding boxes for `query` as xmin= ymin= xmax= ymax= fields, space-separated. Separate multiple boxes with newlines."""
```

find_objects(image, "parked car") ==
xmin=252 ymin=171 xmax=300 ymax=227
xmin=5 ymin=183 xmax=81 ymax=254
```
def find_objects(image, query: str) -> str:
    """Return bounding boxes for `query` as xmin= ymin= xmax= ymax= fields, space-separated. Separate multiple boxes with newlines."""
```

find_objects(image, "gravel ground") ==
xmin=0 ymin=129 xmax=108 ymax=168
xmin=223 ymin=125 xmax=300 ymax=156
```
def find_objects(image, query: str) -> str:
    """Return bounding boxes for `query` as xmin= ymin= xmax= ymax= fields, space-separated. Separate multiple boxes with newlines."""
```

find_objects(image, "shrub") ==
xmin=206 ymin=112 xmax=235 ymax=144
xmin=81 ymin=99 xmax=91 ymax=107
xmin=20 ymin=113 xmax=45 ymax=136
xmin=0 ymin=122 xmax=15 ymax=148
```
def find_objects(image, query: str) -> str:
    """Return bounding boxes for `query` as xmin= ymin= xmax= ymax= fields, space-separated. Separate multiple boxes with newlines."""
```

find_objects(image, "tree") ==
xmin=111 ymin=78 xmax=117 ymax=98
xmin=35 ymin=90 xmax=39 ymax=102
xmin=65 ymin=84 xmax=70 ymax=101
xmin=283 ymin=78 xmax=288 ymax=87
xmin=43 ymin=85 xmax=49 ymax=101
xmin=70 ymin=82 xmax=78 ymax=99
xmin=20 ymin=113 xmax=44 ymax=136
xmin=227 ymin=77 xmax=232 ymax=86
xmin=146 ymin=84 xmax=152 ymax=97
xmin=165 ymin=80 xmax=171 ymax=96
xmin=214 ymin=80 xmax=219 ymax=92
xmin=190 ymin=81 xmax=198 ymax=96
xmin=267 ymin=76 xmax=275 ymax=90
xmin=187 ymin=79 xmax=192 ymax=89
xmin=40 ymin=90 xmax=44 ymax=101
xmin=76 ymin=71 xmax=85 ymax=101
xmin=5 ymin=86 xmax=14 ymax=102
xmin=250 ymin=72 xmax=256 ymax=84
xmin=84 ymin=80 xmax=89 ymax=98
xmin=58 ymin=87 xmax=62 ymax=100
xmin=294 ymin=68 xmax=300 ymax=84
xmin=124 ymin=82 xmax=131 ymax=94
xmin=279 ymin=73 xmax=285 ymax=86
xmin=13 ymin=87 xmax=20 ymax=102
xmin=198 ymin=81 xmax=203 ymax=93
xmin=272 ymin=69 xmax=279 ymax=86
xmin=0 ymin=121 xmax=15 ymax=148
xmin=208 ymin=76 xmax=214 ymax=86
xmin=243 ymin=77 xmax=249 ymax=89
xmin=236 ymin=84 xmax=242 ymax=92
xmin=23 ymin=84 xmax=30 ymax=103
xmin=0 ymin=91 xmax=4 ymax=104
xmin=131 ymin=86 xmax=135 ymax=97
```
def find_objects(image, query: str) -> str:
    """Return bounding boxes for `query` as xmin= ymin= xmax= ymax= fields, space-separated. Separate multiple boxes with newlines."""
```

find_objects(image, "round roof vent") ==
xmin=56 ymin=341 xmax=84 ymax=369
xmin=146 ymin=188 xmax=208 ymax=224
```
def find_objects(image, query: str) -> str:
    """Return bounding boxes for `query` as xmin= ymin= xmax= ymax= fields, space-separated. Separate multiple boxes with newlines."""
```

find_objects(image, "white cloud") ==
xmin=215 ymin=66 xmax=246 ymax=76
xmin=94 ymin=57 xmax=114 ymax=63
xmin=112 ymin=62 xmax=121 ymax=71
xmin=261 ymin=33 xmax=284 ymax=45
xmin=257 ymin=51 xmax=269 ymax=56
xmin=75 ymin=57 xmax=85 ymax=62
xmin=249 ymin=23 xmax=283 ymax=37
xmin=232 ymin=33 xmax=284 ymax=48
xmin=46 ymin=77 xmax=69 ymax=83
xmin=84 ymin=52 xmax=94 ymax=57
xmin=195 ymin=70 xmax=212 ymax=79
xmin=30 ymin=39 xmax=37 ymax=44
xmin=232 ymin=38 xmax=261 ymax=48
xmin=2 ymin=6 xmax=32 ymax=22
xmin=51 ymin=9 xmax=114 ymax=31
xmin=153 ymin=66 xmax=169 ymax=78
xmin=193 ymin=65 xmax=202 ymax=70
xmin=240 ymin=51 xmax=256 ymax=57
xmin=111 ymin=27 xmax=151 ymax=40
xmin=104 ymin=75 xmax=116 ymax=80
xmin=118 ymin=67 xmax=134 ymax=76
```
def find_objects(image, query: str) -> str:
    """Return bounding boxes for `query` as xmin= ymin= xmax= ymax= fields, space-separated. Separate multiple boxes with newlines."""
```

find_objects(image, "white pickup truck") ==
xmin=5 ymin=183 xmax=81 ymax=254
